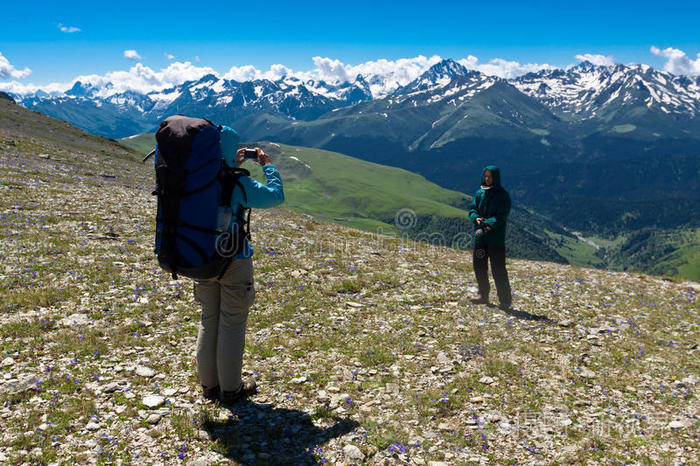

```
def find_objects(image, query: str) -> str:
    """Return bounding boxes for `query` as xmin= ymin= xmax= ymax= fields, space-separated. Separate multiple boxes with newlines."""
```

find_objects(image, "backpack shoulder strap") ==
xmin=220 ymin=165 xmax=250 ymax=206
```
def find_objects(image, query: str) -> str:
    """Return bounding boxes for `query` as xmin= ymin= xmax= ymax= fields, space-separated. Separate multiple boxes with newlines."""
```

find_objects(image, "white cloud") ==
xmin=0 ymin=80 xmax=68 ymax=96
xmin=223 ymin=65 xmax=260 ymax=82
xmin=575 ymin=53 xmax=615 ymax=66
xmin=312 ymin=57 xmax=351 ymax=82
xmin=223 ymin=63 xmax=293 ymax=82
xmin=79 ymin=61 xmax=217 ymax=95
xmin=0 ymin=52 xmax=31 ymax=79
xmin=165 ymin=53 xmax=175 ymax=60
xmin=650 ymin=46 xmax=700 ymax=76
xmin=2 ymin=61 xmax=218 ymax=97
xmin=223 ymin=55 xmax=443 ymax=96
xmin=458 ymin=56 xmax=556 ymax=79
xmin=124 ymin=50 xmax=142 ymax=60
xmin=7 ymin=52 xmax=670 ymax=99
xmin=58 ymin=23 xmax=81 ymax=33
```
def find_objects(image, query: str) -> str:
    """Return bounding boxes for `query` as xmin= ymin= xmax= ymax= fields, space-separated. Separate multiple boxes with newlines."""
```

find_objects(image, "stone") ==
xmin=135 ymin=366 xmax=155 ymax=378
xmin=0 ymin=375 xmax=40 ymax=396
xmin=386 ymin=383 xmax=400 ymax=394
xmin=1 ymin=357 xmax=14 ymax=367
xmin=469 ymin=396 xmax=484 ymax=403
xmin=579 ymin=368 xmax=595 ymax=379
xmin=189 ymin=457 xmax=210 ymax=466
xmin=85 ymin=422 xmax=100 ymax=431
xmin=428 ymin=462 xmax=449 ymax=466
xmin=59 ymin=313 xmax=90 ymax=327
xmin=290 ymin=376 xmax=307 ymax=384
xmin=142 ymin=395 xmax=165 ymax=409
xmin=103 ymin=382 xmax=120 ymax=393
xmin=330 ymin=393 xmax=352 ymax=408
xmin=668 ymin=421 xmax=685 ymax=429
xmin=479 ymin=376 xmax=495 ymax=384
xmin=317 ymin=390 xmax=330 ymax=403
xmin=343 ymin=444 xmax=365 ymax=464
xmin=146 ymin=414 xmax=161 ymax=425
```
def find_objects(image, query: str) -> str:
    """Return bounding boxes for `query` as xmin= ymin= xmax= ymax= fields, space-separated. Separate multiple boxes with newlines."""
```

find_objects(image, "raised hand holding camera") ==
xmin=236 ymin=147 xmax=271 ymax=166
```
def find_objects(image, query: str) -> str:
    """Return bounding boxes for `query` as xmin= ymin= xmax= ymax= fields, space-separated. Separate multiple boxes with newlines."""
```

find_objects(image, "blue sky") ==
xmin=1 ymin=0 xmax=699 ymax=90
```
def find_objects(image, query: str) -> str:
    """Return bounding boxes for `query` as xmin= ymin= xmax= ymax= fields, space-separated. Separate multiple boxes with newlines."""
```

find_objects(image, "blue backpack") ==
xmin=152 ymin=115 xmax=250 ymax=280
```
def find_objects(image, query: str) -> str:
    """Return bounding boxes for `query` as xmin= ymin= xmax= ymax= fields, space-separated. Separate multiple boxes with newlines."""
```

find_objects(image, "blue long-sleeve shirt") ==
xmin=226 ymin=164 xmax=284 ymax=258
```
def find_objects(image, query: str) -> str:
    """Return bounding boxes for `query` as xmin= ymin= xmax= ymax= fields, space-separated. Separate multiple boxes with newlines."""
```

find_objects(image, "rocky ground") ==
xmin=0 ymin=107 xmax=698 ymax=464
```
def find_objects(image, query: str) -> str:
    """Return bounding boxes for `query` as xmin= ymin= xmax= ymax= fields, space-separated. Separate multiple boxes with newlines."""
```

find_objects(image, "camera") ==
xmin=475 ymin=220 xmax=488 ymax=238
xmin=243 ymin=148 xmax=258 ymax=159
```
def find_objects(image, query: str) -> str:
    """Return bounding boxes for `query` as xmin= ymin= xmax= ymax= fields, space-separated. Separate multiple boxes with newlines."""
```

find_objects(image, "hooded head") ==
xmin=481 ymin=165 xmax=501 ymax=189
xmin=220 ymin=125 xmax=240 ymax=167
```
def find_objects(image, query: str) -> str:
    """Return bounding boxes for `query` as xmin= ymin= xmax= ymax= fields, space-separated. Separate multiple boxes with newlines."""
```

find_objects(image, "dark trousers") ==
xmin=473 ymin=244 xmax=512 ymax=306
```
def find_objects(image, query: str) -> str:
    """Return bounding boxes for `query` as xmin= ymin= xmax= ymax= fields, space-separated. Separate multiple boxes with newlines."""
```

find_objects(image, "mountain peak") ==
xmin=195 ymin=73 xmax=218 ymax=84
xmin=65 ymin=80 xmax=99 ymax=98
xmin=571 ymin=60 xmax=610 ymax=74
xmin=391 ymin=59 xmax=471 ymax=96
xmin=426 ymin=59 xmax=469 ymax=79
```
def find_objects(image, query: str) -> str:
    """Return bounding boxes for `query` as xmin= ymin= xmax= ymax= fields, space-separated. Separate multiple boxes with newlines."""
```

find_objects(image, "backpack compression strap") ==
xmin=216 ymin=166 xmax=252 ymax=280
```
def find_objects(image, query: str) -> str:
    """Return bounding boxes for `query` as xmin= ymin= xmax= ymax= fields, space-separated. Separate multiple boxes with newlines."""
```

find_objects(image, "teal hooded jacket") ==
xmin=219 ymin=126 xmax=285 ymax=258
xmin=468 ymin=165 xmax=511 ymax=247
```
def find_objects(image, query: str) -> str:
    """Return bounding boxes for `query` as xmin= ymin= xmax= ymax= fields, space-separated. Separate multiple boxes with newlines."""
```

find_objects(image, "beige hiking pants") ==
xmin=193 ymin=258 xmax=256 ymax=392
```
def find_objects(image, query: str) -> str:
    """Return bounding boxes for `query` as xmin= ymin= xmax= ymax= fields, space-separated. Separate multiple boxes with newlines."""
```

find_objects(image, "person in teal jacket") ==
xmin=195 ymin=126 xmax=284 ymax=404
xmin=468 ymin=165 xmax=512 ymax=310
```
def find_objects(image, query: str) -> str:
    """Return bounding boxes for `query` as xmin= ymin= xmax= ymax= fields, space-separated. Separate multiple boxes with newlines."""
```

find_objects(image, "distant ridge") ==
xmin=0 ymin=91 xmax=15 ymax=103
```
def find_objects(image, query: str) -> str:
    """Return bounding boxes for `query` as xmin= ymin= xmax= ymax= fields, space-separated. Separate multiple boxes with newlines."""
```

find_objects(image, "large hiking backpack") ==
xmin=152 ymin=115 xmax=251 ymax=280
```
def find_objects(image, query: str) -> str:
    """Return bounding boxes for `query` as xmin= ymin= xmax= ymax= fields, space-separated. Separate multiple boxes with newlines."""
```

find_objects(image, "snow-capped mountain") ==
xmin=10 ymin=58 xmax=700 ymax=139
xmin=392 ymin=59 xmax=472 ymax=95
xmin=15 ymin=72 xmax=374 ymax=137
xmin=513 ymin=61 xmax=700 ymax=118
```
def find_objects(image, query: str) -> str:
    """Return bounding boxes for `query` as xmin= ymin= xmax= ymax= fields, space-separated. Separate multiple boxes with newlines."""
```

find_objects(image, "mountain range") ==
xmin=13 ymin=59 xmax=700 ymax=138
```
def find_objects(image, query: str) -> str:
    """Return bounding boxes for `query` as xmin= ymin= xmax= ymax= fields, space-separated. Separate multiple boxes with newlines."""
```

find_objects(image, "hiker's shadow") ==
xmin=203 ymin=400 xmax=360 ymax=465
xmin=496 ymin=305 xmax=552 ymax=322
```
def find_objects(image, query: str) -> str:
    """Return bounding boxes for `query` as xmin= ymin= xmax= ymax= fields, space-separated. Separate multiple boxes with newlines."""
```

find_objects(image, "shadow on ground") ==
xmin=501 ymin=306 xmax=552 ymax=322
xmin=203 ymin=400 xmax=360 ymax=465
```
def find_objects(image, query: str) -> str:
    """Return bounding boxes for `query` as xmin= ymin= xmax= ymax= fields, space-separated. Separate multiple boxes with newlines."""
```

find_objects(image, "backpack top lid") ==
xmin=156 ymin=115 xmax=215 ymax=152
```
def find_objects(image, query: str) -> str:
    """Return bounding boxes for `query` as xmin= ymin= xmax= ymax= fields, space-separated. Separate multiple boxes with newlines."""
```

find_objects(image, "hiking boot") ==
xmin=498 ymin=302 xmax=512 ymax=311
xmin=220 ymin=380 xmax=257 ymax=404
xmin=202 ymin=384 xmax=219 ymax=401
xmin=470 ymin=295 xmax=489 ymax=304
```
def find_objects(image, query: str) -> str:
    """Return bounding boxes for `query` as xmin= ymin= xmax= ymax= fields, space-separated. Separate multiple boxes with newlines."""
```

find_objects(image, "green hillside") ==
xmin=119 ymin=132 xmax=155 ymax=155
xmin=120 ymin=133 xmax=470 ymax=229
xmin=120 ymin=134 xmax=567 ymax=263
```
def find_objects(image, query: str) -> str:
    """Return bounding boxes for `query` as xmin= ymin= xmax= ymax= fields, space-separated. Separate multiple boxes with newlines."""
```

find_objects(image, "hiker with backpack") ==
xmin=152 ymin=115 xmax=284 ymax=403
xmin=468 ymin=165 xmax=512 ymax=310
